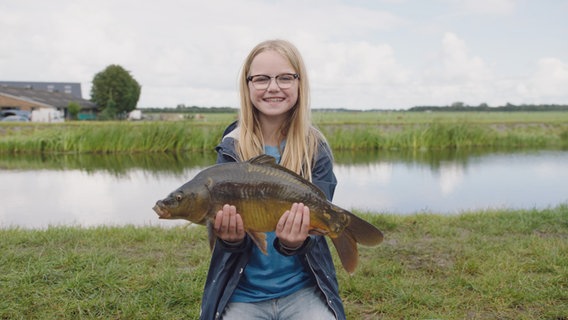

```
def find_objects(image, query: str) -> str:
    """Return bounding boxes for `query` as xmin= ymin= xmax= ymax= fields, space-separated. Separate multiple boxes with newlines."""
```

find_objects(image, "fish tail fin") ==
xmin=331 ymin=232 xmax=358 ymax=274
xmin=345 ymin=213 xmax=384 ymax=246
xmin=331 ymin=213 xmax=384 ymax=273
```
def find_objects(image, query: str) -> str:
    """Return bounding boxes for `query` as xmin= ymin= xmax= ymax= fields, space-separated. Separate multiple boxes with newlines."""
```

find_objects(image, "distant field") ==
xmin=143 ymin=110 xmax=568 ymax=125
xmin=314 ymin=110 xmax=568 ymax=125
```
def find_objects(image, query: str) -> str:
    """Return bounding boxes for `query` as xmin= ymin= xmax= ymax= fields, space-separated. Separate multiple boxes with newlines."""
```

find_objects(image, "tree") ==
xmin=67 ymin=102 xmax=81 ymax=120
xmin=99 ymin=96 xmax=118 ymax=120
xmin=451 ymin=101 xmax=465 ymax=108
xmin=90 ymin=65 xmax=141 ymax=119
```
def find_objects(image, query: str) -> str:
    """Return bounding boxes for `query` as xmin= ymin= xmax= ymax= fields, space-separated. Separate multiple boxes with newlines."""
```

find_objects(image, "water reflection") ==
xmin=0 ymin=152 xmax=217 ymax=176
xmin=332 ymin=150 xmax=568 ymax=214
xmin=0 ymin=168 xmax=200 ymax=229
xmin=1 ymin=149 xmax=567 ymax=228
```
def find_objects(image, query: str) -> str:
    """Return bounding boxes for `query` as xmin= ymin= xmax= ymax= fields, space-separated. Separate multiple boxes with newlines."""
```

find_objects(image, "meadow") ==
xmin=1 ymin=111 xmax=567 ymax=153
xmin=1 ymin=207 xmax=566 ymax=319
xmin=1 ymin=111 xmax=567 ymax=319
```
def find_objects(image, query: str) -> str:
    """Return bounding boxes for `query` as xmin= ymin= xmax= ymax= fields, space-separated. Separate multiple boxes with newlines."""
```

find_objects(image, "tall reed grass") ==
xmin=0 ymin=122 xmax=224 ymax=154
xmin=321 ymin=121 xmax=567 ymax=150
xmin=0 ymin=119 xmax=566 ymax=154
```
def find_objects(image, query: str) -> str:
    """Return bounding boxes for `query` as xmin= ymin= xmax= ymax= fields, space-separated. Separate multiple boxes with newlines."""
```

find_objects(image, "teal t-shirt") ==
xmin=229 ymin=145 xmax=313 ymax=302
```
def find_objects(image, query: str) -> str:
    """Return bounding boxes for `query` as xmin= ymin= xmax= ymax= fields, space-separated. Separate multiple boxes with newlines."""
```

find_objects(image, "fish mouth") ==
xmin=152 ymin=204 xmax=171 ymax=219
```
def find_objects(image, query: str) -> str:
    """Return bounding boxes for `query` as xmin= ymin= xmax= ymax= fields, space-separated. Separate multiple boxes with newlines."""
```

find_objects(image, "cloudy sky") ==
xmin=1 ymin=0 xmax=567 ymax=110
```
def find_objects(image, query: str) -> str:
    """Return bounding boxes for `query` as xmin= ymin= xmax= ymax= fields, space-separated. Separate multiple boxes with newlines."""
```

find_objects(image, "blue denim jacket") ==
xmin=199 ymin=123 xmax=346 ymax=320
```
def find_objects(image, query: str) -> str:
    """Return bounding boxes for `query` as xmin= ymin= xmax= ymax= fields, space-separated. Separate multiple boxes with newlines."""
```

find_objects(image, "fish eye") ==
xmin=176 ymin=194 xmax=183 ymax=201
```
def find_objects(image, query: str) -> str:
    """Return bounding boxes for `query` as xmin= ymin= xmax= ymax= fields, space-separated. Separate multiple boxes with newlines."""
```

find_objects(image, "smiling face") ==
xmin=248 ymin=50 xmax=299 ymax=124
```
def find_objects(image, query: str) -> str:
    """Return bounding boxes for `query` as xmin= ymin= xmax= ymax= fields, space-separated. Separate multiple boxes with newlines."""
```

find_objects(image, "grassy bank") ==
xmin=1 ymin=112 xmax=567 ymax=153
xmin=320 ymin=121 xmax=567 ymax=150
xmin=0 ymin=122 xmax=224 ymax=154
xmin=2 ymin=206 xmax=567 ymax=319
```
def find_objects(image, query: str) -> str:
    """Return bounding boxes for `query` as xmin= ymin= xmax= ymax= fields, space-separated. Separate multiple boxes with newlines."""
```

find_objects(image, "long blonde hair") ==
xmin=236 ymin=39 xmax=325 ymax=181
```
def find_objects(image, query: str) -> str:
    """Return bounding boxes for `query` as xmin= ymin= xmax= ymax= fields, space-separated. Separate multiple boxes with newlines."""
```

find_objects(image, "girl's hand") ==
xmin=214 ymin=204 xmax=245 ymax=243
xmin=276 ymin=203 xmax=310 ymax=249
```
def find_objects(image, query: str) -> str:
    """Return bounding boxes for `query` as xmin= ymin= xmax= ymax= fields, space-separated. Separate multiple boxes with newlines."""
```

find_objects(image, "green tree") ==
xmin=67 ymin=102 xmax=81 ymax=120
xmin=99 ymin=95 xmax=118 ymax=120
xmin=451 ymin=101 xmax=465 ymax=108
xmin=90 ymin=65 xmax=141 ymax=119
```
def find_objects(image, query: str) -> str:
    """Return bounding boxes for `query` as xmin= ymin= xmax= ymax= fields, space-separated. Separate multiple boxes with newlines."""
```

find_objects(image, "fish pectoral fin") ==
xmin=247 ymin=231 xmax=268 ymax=255
xmin=206 ymin=220 xmax=217 ymax=251
xmin=331 ymin=231 xmax=359 ymax=274
xmin=308 ymin=228 xmax=329 ymax=236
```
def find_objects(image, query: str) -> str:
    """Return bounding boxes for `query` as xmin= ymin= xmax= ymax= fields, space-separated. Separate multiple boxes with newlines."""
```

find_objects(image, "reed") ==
xmin=1 ymin=113 xmax=567 ymax=154
xmin=0 ymin=122 xmax=225 ymax=154
xmin=320 ymin=121 xmax=567 ymax=150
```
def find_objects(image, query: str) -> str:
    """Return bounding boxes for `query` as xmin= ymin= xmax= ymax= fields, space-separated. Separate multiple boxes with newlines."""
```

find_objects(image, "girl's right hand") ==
xmin=214 ymin=204 xmax=245 ymax=243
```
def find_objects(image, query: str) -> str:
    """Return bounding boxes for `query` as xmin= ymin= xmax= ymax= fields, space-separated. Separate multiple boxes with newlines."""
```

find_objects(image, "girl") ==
xmin=200 ymin=39 xmax=345 ymax=320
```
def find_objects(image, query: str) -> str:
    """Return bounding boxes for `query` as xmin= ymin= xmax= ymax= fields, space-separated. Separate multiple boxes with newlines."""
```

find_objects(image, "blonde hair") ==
xmin=236 ymin=39 xmax=325 ymax=181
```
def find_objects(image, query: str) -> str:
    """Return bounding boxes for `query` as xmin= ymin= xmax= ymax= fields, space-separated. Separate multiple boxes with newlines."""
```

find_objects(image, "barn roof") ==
xmin=0 ymin=86 xmax=97 ymax=110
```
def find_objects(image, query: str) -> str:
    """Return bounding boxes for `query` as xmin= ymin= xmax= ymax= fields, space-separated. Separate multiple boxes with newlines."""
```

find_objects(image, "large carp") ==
xmin=153 ymin=154 xmax=383 ymax=273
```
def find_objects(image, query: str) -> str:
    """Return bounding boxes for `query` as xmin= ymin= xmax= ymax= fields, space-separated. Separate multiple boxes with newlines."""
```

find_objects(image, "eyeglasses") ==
xmin=247 ymin=73 xmax=299 ymax=90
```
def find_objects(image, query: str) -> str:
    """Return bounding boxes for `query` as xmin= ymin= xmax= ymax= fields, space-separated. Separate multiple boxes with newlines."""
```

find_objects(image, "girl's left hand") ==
xmin=276 ymin=203 xmax=310 ymax=249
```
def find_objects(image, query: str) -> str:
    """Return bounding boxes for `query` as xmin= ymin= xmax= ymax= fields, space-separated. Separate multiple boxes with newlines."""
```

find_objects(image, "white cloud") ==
xmin=459 ymin=0 xmax=516 ymax=15
xmin=517 ymin=58 xmax=568 ymax=100
xmin=0 ymin=0 xmax=566 ymax=109
xmin=306 ymin=40 xmax=410 ymax=108
xmin=439 ymin=32 xmax=492 ymax=83
xmin=404 ymin=32 xmax=495 ymax=106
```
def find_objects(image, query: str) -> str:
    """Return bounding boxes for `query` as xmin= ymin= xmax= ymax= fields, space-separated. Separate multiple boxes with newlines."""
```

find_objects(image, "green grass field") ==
xmin=1 ymin=206 xmax=566 ymax=319
xmin=311 ymin=110 xmax=568 ymax=125
xmin=2 ymin=111 xmax=567 ymax=319
xmin=149 ymin=110 xmax=568 ymax=125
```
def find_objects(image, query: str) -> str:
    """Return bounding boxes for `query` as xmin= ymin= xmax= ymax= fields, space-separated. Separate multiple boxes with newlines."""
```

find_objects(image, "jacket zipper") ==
xmin=305 ymin=255 xmax=339 ymax=319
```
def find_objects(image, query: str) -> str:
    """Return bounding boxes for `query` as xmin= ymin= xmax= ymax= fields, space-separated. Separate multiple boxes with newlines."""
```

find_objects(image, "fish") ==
xmin=153 ymin=154 xmax=383 ymax=273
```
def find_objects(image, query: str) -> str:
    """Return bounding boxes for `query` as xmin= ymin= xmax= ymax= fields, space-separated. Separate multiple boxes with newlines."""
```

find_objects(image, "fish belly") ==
xmin=222 ymin=199 xmax=291 ymax=232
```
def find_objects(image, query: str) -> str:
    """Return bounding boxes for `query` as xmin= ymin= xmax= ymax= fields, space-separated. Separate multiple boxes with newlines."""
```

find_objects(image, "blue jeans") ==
xmin=221 ymin=285 xmax=336 ymax=320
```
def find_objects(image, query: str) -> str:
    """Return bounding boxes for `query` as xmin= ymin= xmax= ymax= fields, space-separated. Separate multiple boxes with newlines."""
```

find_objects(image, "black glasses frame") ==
xmin=246 ymin=73 xmax=299 ymax=89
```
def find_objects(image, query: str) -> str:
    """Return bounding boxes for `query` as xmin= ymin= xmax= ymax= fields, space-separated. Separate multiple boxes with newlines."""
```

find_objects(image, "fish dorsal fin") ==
xmin=248 ymin=154 xmax=277 ymax=165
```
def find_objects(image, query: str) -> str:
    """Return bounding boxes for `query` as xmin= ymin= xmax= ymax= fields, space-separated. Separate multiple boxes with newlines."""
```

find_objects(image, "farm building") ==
xmin=0 ymin=83 xmax=97 ymax=121
xmin=0 ymin=81 xmax=83 ymax=99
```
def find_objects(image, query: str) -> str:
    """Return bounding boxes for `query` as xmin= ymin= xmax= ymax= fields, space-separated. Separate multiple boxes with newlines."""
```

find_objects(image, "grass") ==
xmin=1 ymin=205 xmax=567 ymax=319
xmin=311 ymin=110 xmax=568 ymax=125
xmin=0 ymin=121 xmax=225 ymax=154
xmin=1 ymin=112 xmax=568 ymax=153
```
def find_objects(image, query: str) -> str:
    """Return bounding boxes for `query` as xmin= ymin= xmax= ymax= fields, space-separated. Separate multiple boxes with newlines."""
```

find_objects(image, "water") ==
xmin=333 ymin=150 xmax=568 ymax=214
xmin=1 ymin=149 xmax=567 ymax=228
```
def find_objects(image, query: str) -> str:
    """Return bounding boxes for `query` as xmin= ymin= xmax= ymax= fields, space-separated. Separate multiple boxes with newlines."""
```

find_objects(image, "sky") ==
xmin=1 ymin=0 xmax=567 ymax=110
